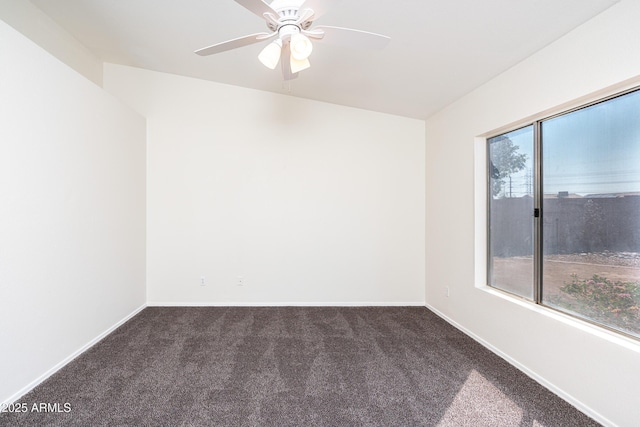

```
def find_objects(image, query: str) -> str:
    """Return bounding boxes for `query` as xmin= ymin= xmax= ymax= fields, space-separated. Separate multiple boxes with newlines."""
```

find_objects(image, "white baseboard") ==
xmin=146 ymin=301 xmax=426 ymax=307
xmin=2 ymin=303 xmax=147 ymax=406
xmin=424 ymin=303 xmax=615 ymax=427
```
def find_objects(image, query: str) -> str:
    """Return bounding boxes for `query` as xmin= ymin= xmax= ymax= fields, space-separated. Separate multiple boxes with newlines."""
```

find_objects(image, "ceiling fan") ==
xmin=195 ymin=0 xmax=390 ymax=80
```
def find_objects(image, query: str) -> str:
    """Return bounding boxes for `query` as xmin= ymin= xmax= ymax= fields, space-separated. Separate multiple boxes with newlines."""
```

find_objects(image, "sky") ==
xmin=491 ymin=89 xmax=640 ymax=197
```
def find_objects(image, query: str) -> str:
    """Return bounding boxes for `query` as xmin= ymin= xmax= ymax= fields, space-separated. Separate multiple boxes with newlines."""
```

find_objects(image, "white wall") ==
xmin=425 ymin=1 xmax=640 ymax=426
xmin=104 ymin=64 xmax=425 ymax=305
xmin=0 ymin=0 xmax=102 ymax=86
xmin=0 ymin=20 xmax=146 ymax=404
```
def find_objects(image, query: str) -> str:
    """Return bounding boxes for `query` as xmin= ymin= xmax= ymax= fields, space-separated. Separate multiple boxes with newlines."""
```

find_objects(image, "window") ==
xmin=488 ymin=88 xmax=640 ymax=339
xmin=488 ymin=126 xmax=535 ymax=300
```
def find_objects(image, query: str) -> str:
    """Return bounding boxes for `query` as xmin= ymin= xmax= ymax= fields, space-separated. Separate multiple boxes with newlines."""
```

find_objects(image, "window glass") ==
xmin=541 ymin=91 xmax=640 ymax=337
xmin=488 ymin=126 xmax=535 ymax=299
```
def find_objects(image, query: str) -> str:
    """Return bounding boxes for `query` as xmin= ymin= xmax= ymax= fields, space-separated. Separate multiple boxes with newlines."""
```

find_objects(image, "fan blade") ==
xmin=312 ymin=26 xmax=390 ymax=50
xmin=280 ymin=43 xmax=299 ymax=81
xmin=234 ymin=0 xmax=278 ymax=18
xmin=299 ymin=0 xmax=340 ymax=20
xmin=195 ymin=33 xmax=272 ymax=56
xmin=296 ymin=8 xmax=315 ymax=25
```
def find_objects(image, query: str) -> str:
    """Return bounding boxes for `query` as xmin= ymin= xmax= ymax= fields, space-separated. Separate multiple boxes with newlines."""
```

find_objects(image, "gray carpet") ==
xmin=0 ymin=307 xmax=600 ymax=426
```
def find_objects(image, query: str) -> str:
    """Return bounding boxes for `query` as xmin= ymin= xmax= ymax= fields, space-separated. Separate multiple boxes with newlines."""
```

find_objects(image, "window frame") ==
xmin=486 ymin=86 xmax=640 ymax=341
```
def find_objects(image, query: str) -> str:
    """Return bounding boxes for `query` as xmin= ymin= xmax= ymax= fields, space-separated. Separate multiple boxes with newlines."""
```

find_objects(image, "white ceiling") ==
xmin=30 ymin=0 xmax=618 ymax=119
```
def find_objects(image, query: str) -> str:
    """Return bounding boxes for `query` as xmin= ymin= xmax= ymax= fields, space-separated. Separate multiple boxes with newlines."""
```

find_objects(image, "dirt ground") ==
xmin=492 ymin=253 xmax=640 ymax=300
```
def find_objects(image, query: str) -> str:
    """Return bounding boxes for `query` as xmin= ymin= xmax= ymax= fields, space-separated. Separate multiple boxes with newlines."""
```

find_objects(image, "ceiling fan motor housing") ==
xmin=267 ymin=4 xmax=313 ymax=34
xmin=278 ymin=23 xmax=302 ymax=43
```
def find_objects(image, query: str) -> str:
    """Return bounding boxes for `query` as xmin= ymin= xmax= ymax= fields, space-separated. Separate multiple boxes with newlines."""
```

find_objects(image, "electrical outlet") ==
xmin=200 ymin=276 xmax=206 ymax=286
xmin=237 ymin=276 xmax=244 ymax=287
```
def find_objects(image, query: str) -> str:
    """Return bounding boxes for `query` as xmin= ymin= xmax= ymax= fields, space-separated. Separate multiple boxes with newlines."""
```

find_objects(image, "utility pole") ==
xmin=525 ymin=168 xmax=532 ymax=196
xmin=509 ymin=175 xmax=512 ymax=198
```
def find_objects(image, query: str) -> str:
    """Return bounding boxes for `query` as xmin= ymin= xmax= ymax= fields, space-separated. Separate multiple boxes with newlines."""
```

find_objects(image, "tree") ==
xmin=490 ymin=136 xmax=528 ymax=197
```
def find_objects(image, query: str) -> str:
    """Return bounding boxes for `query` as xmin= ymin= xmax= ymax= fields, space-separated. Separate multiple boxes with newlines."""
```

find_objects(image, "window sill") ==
xmin=479 ymin=285 xmax=640 ymax=353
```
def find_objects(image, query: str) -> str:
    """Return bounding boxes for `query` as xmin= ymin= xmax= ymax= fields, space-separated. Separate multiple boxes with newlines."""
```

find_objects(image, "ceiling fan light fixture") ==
xmin=290 ymin=56 xmax=310 ymax=74
xmin=258 ymin=39 xmax=282 ymax=69
xmin=290 ymin=33 xmax=313 ymax=60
